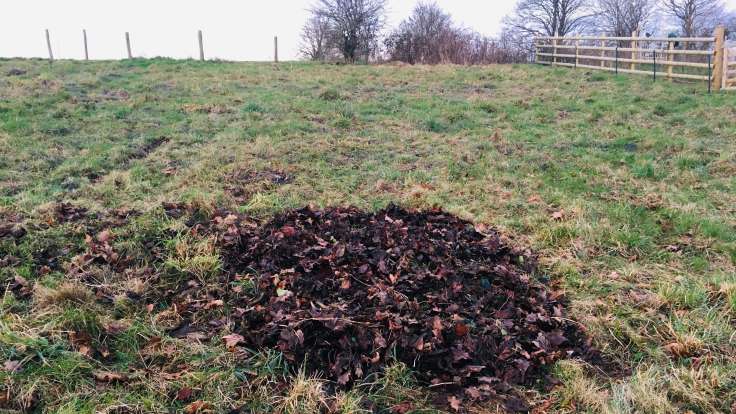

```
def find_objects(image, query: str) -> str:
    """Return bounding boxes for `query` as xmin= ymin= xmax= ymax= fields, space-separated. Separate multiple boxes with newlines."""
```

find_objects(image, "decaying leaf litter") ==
xmin=165 ymin=203 xmax=602 ymax=411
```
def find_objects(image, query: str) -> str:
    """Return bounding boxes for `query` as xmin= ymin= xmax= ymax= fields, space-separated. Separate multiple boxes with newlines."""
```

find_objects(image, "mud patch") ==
xmin=125 ymin=136 xmax=169 ymax=165
xmin=225 ymin=169 xmax=292 ymax=203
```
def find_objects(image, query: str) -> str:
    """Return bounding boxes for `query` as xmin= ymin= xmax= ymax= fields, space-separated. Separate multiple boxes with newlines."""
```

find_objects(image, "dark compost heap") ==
xmin=211 ymin=204 xmax=598 ymax=405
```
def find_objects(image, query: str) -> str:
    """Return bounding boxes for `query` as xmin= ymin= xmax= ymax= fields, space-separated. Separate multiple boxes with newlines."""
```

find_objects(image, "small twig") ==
xmin=428 ymin=381 xmax=456 ymax=388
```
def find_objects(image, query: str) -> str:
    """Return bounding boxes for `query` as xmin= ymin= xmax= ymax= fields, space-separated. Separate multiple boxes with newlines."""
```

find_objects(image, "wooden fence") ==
xmin=42 ymin=29 xmax=279 ymax=63
xmin=534 ymin=26 xmax=730 ymax=92
xmin=725 ymin=44 xmax=736 ymax=91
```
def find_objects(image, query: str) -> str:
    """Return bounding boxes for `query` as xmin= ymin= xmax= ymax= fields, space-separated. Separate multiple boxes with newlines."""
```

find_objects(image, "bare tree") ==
xmin=385 ymin=2 xmax=528 ymax=64
xmin=311 ymin=0 xmax=387 ymax=63
xmin=299 ymin=15 xmax=333 ymax=61
xmin=504 ymin=0 xmax=594 ymax=37
xmin=727 ymin=12 xmax=736 ymax=38
xmin=662 ymin=0 xmax=726 ymax=37
xmin=594 ymin=0 xmax=656 ymax=36
xmin=385 ymin=2 xmax=454 ymax=64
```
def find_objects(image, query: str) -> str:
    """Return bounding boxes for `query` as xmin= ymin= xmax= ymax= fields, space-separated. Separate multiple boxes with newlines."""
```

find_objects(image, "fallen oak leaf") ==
xmin=222 ymin=333 xmax=244 ymax=349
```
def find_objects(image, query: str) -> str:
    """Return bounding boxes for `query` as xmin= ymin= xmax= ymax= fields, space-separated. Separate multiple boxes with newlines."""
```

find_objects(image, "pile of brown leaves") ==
xmin=210 ymin=205 xmax=599 ymax=410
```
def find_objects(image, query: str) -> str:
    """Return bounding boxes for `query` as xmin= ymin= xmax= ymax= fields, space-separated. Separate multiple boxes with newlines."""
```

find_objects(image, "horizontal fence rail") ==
xmin=534 ymin=26 xmax=730 ymax=92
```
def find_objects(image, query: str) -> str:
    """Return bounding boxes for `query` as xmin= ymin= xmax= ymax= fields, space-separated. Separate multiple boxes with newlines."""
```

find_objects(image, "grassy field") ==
xmin=1 ymin=58 xmax=735 ymax=413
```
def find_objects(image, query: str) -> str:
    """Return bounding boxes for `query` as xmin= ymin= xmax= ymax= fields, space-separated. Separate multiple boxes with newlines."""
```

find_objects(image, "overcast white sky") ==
xmin=1 ymin=0 xmax=734 ymax=61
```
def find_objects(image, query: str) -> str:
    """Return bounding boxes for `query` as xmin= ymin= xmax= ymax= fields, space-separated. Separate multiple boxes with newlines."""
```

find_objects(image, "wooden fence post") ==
xmin=600 ymin=36 xmax=606 ymax=68
xmin=198 ymin=30 xmax=204 ymax=61
xmin=723 ymin=47 xmax=729 ymax=90
xmin=667 ymin=40 xmax=673 ymax=79
xmin=630 ymin=30 xmax=639 ymax=71
xmin=575 ymin=38 xmax=579 ymax=68
xmin=552 ymin=31 xmax=558 ymax=66
xmin=125 ymin=32 xmax=133 ymax=59
xmin=83 ymin=29 xmax=89 ymax=61
xmin=45 ymin=29 xmax=54 ymax=63
xmin=712 ymin=25 xmax=725 ymax=92
xmin=274 ymin=36 xmax=279 ymax=63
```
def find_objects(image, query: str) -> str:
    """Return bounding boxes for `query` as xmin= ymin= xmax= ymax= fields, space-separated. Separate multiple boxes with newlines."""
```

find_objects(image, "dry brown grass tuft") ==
xmin=33 ymin=282 xmax=95 ymax=309
xmin=274 ymin=369 xmax=328 ymax=414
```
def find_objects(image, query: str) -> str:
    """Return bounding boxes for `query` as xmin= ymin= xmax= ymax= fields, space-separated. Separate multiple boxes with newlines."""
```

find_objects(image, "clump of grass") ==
xmin=34 ymin=282 xmax=95 ymax=309
xmin=275 ymin=368 xmax=327 ymax=414
xmin=164 ymin=234 xmax=221 ymax=283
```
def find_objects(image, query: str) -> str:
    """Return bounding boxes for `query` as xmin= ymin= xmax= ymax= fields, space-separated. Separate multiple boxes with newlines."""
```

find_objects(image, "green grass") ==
xmin=1 ymin=58 xmax=735 ymax=413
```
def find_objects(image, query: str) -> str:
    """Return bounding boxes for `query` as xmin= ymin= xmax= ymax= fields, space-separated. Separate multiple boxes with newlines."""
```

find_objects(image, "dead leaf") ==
xmin=222 ymin=333 xmax=244 ymax=349
xmin=97 ymin=230 xmax=112 ymax=243
xmin=391 ymin=401 xmax=414 ymax=414
xmin=551 ymin=210 xmax=565 ymax=221
xmin=177 ymin=387 xmax=193 ymax=401
xmin=93 ymin=371 xmax=127 ymax=382
xmin=280 ymin=225 xmax=297 ymax=238
xmin=527 ymin=194 xmax=542 ymax=204
xmin=448 ymin=395 xmax=462 ymax=412
xmin=454 ymin=322 xmax=469 ymax=337
xmin=184 ymin=400 xmax=212 ymax=414
xmin=3 ymin=360 xmax=21 ymax=373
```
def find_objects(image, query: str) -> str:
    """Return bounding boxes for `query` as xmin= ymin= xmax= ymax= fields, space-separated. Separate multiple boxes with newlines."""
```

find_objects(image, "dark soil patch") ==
xmin=126 ymin=137 xmax=169 ymax=165
xmin=225 ymin=169 xmax=292 ymax=203
xmin=6 ymin=68 xmax=26 ymax=76
xmin=203 ymin=205 xmax=601 ymax=410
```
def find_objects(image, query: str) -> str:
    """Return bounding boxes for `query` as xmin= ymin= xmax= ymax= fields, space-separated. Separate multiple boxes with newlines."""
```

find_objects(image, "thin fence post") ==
xmin=615 ymin=46 xmax=619 ymax=74
xmin=553 ymin=31 xmax=558 ymax=66
xmin=712 ymin=25 xmax=725 ymax=92
xmin=45 ymin=29 xmax=54 ymax=64
xmin=125 ymin=32 xmax=132 ymax=59
xmin=198 ymin=30 xmax=204 ymax=61
xmin=653 ymin=52 xmax=656 ymax=82
xmin=274 ymin=36 xmax=279 ymax=63
xmin=667 ymin=40 xmax=673 ymax=79
xmin=708 ymin=54 xmax=712 ymax=94
xmin=630 ymin=30 xmax=639 ymax=71
xmin=575 ymin=38 xmax=579 ymax=68
xmin=83 ymin=29 xmax=89 ymax=61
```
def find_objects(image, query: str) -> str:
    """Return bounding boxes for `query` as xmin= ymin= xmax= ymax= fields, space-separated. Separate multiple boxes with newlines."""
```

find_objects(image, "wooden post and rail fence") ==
xmin=535 ymin=26 xmax=734 ymax=92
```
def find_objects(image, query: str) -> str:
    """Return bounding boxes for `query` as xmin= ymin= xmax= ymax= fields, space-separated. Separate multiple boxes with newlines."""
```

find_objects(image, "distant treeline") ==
xmin=299 ymin=0 xmax=736 ymax=64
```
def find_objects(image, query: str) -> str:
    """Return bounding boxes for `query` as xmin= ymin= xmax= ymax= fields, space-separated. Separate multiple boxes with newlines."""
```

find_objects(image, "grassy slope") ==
xmin=1 ymin=58 xmax=735 ymax=413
